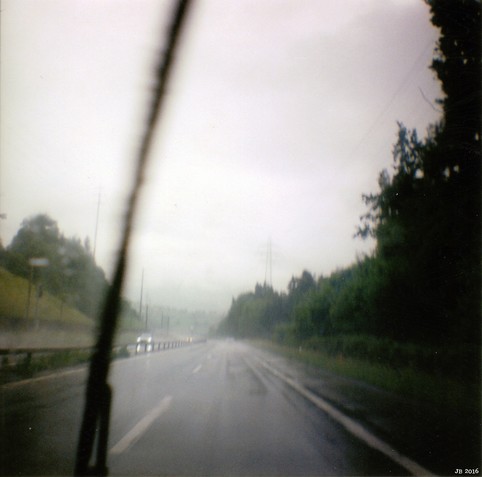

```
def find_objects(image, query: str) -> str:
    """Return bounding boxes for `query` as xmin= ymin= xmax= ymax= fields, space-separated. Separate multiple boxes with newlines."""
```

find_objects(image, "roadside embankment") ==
xmin=251 ymin=341 xmax=481 ymax=476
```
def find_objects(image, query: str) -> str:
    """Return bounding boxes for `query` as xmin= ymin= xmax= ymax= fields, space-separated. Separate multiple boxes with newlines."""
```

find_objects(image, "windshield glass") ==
xmin=1 ymin=1 xmax=479 ymax=476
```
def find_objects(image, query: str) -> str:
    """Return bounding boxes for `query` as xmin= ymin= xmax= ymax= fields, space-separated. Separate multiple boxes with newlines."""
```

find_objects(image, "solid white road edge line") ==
xmin=253 ymin=356 xmax=436 ymax=477
xmin=109 ymin=395 xmax=173 ymax=455
xmin=0 ymin=353 xmax=147 ymax=389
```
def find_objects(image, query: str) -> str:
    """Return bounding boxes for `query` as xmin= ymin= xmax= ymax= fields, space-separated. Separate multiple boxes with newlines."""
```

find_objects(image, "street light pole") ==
xmin=138 ymin=269 xmax=144 ymax=322
xmin=34 ymin=284 xmax=43 ymax=330
xmin=25 ymin=265 xmax=34 ymax=321
xmin=25 ymin=258 xmax=49 ymax=325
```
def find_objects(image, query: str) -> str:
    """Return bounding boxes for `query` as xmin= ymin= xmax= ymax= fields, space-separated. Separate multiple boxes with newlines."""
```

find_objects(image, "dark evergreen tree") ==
xmin=426 ymin=0 xmax=481 ymax=343
xmin=357 ymin=0 xmax=481 ymax=344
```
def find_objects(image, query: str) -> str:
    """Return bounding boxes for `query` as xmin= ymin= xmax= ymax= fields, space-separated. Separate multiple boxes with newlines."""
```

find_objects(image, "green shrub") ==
xmin=299 ymin=334 xmax=478 ymax=381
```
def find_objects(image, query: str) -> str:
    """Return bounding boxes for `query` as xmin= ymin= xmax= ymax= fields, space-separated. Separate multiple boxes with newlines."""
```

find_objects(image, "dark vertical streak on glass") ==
xmin=74 ymin=1 xmax=193 ymax=475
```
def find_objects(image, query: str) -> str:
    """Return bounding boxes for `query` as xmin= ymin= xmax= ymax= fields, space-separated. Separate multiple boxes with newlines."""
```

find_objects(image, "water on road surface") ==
xmin=1 ymin=340 xmax=409 ymax=475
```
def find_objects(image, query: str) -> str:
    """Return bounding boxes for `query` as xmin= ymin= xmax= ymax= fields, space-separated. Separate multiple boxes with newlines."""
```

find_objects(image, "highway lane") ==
xmin=0 ymin=365 xmax=87 ymax=475
xmin=1 ymin=340 xmax=409 ymax=476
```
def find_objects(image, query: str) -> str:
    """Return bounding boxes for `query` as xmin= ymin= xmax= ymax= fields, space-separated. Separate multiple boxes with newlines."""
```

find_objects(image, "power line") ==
xmin=348 ymin=39 xmax=435 ymax=159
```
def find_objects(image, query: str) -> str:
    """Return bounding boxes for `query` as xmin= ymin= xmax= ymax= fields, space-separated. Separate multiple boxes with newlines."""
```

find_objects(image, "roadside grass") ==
xmin=0 ymin=266 xmax=142 ymax=339
xmin=15 ymin=349 xmax=93 ymax=377
xmin=0 ymin=267 xmax=142 ymax=382
xmin=256 ymin=340 xmax=479 ymax=414
xmin=1 ymin=346 xmax=131 ymax=385
xmin=0 ymin=267 xmax=93 ymax=327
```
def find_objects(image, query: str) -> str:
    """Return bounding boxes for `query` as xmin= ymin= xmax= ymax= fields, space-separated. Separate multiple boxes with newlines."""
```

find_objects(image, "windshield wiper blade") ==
xmin=74 ymin=1 xmax=193 ymax=474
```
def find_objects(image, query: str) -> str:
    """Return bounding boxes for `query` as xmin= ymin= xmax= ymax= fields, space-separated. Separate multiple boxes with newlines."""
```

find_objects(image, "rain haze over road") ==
xmin=2 ymin=340 xmax=447 ymax=476
xmin=1 ymin=0 xmax=442 ymax=312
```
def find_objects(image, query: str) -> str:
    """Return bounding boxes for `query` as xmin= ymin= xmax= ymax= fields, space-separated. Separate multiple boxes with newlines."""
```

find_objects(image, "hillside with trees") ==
xmin=0 ymin=214 xmax=138 ymax=327
xmin=218 ymin=0 xmax=480 ymax=381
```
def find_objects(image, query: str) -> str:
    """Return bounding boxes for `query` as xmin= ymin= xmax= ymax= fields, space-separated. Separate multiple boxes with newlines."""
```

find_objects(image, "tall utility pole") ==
xmin=92 ymin=190 xmax=101 ymax=262
xmin=75 ymin=2 xmax=193 ymax=474
xmin=138 ymin=269 xmax=144 ymax=322
xmin=25 ymin=258 xmax=49 ymax=323
xmin=264 ymin=238 xmax=272 ymax=287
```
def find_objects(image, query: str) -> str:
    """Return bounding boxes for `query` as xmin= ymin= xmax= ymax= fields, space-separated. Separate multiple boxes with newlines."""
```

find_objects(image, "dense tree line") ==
xmin=218 ymin=265 xmax=377 ymax=342
xmin=356 ymin=0 xmax=480 ymax=345
xmin=217 ymin=283 xmax=289 ymax=338
xmin=218 ymin=0 xmax=480 ymax=356
xmin=0 ymin=214 xmax=138 ymax=322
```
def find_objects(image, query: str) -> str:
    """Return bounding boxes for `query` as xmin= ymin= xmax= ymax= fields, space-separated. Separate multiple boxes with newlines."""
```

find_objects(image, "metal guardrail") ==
xmin=0 ymin=338 xmax=207 ymax=386
xmin=0 ymin=346 xmax=95 ymax=385
xmin=0 ymin=346 xmax=94 ymax=356
xmin=0 ymin=338 xmax=207 ymax=364
xmin=134 ymin=338 xmax=207 ymax=354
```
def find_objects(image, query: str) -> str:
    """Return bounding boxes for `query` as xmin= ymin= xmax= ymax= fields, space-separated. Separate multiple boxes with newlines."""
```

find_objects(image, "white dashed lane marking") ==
xmin=110 ymin=395 xmax=173 ymax=455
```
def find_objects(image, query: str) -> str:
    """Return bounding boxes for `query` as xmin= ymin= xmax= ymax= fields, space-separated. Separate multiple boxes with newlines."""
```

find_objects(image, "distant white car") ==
xmin=136 ymin=333 xmax=154 ymax=352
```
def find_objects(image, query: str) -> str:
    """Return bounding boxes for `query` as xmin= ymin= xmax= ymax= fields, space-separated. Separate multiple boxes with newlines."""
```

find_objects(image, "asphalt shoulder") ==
xmin=251 ymin=344 xmax=481 ymax=477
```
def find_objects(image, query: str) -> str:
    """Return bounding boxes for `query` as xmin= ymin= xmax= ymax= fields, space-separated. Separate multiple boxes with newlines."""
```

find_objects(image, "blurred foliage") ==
xmin=259 ymin=341 xmax=478 ymax=413
xmin=218 ymin=0 xmax=480 ymax=383
xmin=217 ymin=283 xmax=289 ymax=338
xmin=0 ymin=214 xmax=139 ymax=327
xmin=0 ymin=266 xmax=93 ymax=327
xmin=355 ymin=0 xmax=481 ymax=345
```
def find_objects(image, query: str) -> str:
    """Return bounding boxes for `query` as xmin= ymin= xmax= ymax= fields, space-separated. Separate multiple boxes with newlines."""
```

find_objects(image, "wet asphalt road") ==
xmin=0 ymin=340 xmax=409 ymax=476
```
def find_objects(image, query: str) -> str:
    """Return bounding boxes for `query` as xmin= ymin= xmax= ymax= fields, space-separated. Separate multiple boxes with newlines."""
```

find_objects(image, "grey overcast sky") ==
xmin=1 ymin=0 xmax=442 ymax=314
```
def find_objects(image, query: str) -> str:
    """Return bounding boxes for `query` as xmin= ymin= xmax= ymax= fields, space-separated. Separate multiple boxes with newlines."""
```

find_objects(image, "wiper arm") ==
xmin=74 ymin=1 xmax=193 ymax=474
